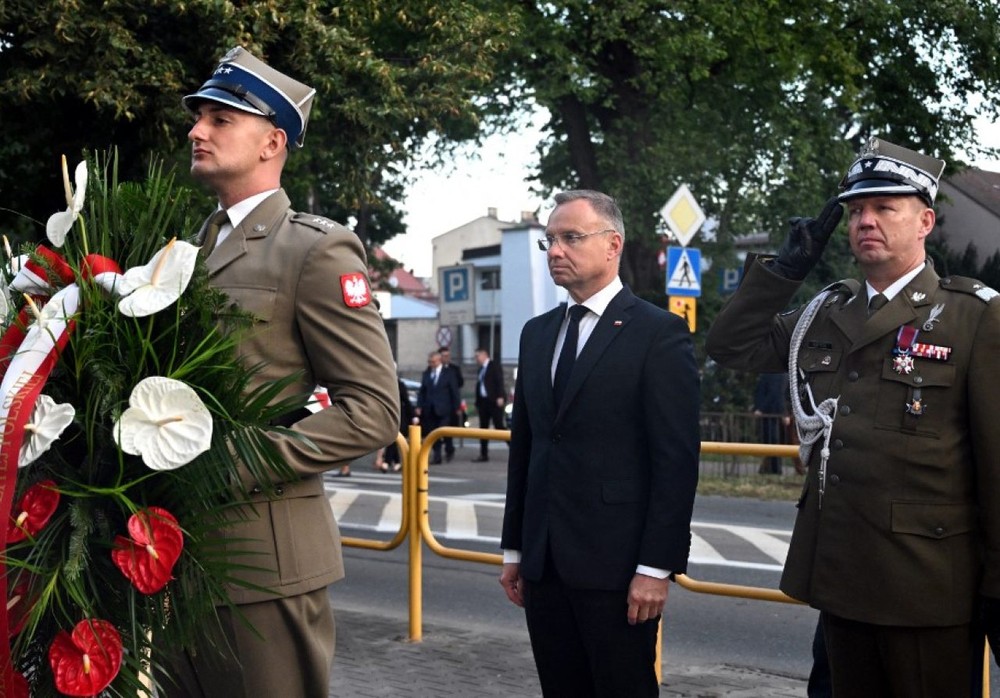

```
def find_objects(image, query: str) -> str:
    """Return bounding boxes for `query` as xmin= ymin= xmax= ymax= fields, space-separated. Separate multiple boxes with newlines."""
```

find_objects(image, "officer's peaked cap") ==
xmin=183 ymin=46 xmax=315 ymax=148
xmin=838 ymin=137 xmax=946 ymax=205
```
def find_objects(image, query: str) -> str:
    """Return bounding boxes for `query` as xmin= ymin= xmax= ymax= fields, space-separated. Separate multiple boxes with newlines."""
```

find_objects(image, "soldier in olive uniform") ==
xmin=706 ymin=138 xmax=1000 ymax=695
xmin=167 ymin=48 xmax=399 ymax=697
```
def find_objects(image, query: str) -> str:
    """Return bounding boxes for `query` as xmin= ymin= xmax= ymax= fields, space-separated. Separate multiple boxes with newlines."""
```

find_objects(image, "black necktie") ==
xmin=199 ymin=209 xmax=229 ymax=257
xmin=553 ymin=304 xmax=588 ymax=407
xmin=868 ymin=292 xmax=888 ymax=317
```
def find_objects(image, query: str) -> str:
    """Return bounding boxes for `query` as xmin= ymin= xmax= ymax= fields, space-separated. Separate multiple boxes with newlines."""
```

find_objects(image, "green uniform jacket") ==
xmin=706 ymin=259 xmax=1000 ymax=626
xmin=198 ymin=190 xmax=399 ymax=605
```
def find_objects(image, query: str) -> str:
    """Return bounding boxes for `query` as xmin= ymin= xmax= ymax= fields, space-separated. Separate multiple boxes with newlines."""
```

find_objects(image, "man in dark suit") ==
xmin=706 ymin=138 xmax=1000 ymax=695
xmin=417 ymin=350 xmax=460 ymax=464
xmin=439 ymin=345 xmax=463 ymax=461
xmin=500 ymin=190 xmax=700 ymax=696
xmin=175 ymin=47 xmax=399 ymax=696
xmin=472 ymin=346 xmax=505 ymax=462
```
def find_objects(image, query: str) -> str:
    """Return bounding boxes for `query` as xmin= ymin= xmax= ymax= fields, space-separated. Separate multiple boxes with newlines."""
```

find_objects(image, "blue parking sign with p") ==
xmin=443 ymin=267 xmax=470 ymax=302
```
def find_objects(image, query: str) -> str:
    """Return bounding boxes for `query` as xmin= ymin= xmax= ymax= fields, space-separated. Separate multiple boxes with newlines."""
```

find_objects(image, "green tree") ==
xmin=0 ymin=0 xmax=520 ymax=249
xmin=507 ymin=0 xmax=1000 ymax=304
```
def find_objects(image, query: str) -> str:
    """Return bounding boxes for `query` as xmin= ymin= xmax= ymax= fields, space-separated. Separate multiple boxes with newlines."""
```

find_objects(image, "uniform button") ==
xmin=275 ymin=486 xmax=284 ymax=496
xmin=848 ymin=371 xmax=859 ymax=382
xmin=933 ymin=526 xmax=945 ymax=537
xmin=839 ymin=405 xmax=851 ymax=416
xmin=913 ymin=376 xmax=923 ymax=384
xmin=942 ymin=278 xmax=952 ymax=286
xmin=250 ymin=485 xmax=262 ymax=495
xmin=829 ymin=474 xmax=840 ymax=485
xmin=833 ymin=439 xmax=844 ymax=450
xmin=552 ymin=434 xmax=561 ymax=443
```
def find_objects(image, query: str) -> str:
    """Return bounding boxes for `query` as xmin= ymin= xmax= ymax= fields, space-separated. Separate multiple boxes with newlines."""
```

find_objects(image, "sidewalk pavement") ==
xmin=328 ymin=606 xmax=808 ymax=697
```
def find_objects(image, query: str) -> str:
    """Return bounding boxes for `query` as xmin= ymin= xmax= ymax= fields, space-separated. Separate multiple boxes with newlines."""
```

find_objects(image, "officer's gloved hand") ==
xmin=771 ymin=197 xmax=844 ymax=280
xmin=981 ymin=595 xmax=1000 ymax=664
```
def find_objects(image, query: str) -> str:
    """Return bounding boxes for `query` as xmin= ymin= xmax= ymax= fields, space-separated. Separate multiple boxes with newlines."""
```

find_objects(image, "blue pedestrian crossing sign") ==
xmin=666 ymin=247 xmax=701 ymax=297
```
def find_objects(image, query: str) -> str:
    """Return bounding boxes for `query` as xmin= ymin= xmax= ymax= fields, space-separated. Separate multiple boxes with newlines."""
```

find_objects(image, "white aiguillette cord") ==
xmin=788 ymin=289 xmax=839 ymax=509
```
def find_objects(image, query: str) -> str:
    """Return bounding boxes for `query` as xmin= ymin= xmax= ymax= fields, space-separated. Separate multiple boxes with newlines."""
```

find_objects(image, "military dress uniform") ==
xmin=706 ymin=258 xmax=1000 ymax=690
xmin=169 ymin=47 xmax=400 ymax=698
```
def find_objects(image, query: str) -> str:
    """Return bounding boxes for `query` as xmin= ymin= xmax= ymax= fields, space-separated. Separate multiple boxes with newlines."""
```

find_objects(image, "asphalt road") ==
xmin=330 ymin=446 xmax=819 ymax=681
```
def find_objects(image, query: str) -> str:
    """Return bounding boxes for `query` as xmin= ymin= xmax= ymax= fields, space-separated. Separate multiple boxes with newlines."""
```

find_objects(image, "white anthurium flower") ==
xmin=18 ymin=289 xmax=76 ymax=356
xmin=116 ymin=239 xmax=199 ymax=317
xmin=19 ymin=394 xmax=76 ymax=468
xmin=45 ymin=157 xmax=88 ymax=248
xmin=113 ymin=376 xmax=213 ymax=471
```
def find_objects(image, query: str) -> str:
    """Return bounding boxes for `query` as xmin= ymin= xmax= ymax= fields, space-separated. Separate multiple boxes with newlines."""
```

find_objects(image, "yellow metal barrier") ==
xmin=337 ymin=428 xmax=990 ymax=692
xmin=339 ymin=431 xmax=410 ymax=551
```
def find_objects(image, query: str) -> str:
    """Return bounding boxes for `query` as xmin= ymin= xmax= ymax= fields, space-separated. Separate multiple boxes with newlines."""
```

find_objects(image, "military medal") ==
xmin=892 ymin=354 xmax=915 ymax=374
xmin=892 ymin=325 xmax=919 ymax=374
xmin=906 ymin=389 xmax=925 ymax=416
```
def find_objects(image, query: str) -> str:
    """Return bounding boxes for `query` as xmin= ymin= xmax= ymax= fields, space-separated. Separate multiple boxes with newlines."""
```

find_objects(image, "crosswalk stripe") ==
xmin=329 ymin=490 xmax=360 ymax=520
xmin=377 ymin=495 xmax=402 ymax=532
xmin=327 ymin=489 xmax=792 ymax=568
xmin=690 ymin=532 xmax=725 ymax=563
xmin=446 ymin=500 xmax=479 ymax=539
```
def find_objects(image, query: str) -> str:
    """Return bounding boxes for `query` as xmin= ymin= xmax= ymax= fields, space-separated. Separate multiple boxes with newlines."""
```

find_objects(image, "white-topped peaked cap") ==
xmin=838 ymin=137 xmax=946 ymax=205
xmin=183 ymin=46 xmax=316 ymax=148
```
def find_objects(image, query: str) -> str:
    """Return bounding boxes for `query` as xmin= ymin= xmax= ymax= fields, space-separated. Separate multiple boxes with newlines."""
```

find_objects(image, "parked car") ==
xmin=401 ymin=378 xmax=420 ymax=408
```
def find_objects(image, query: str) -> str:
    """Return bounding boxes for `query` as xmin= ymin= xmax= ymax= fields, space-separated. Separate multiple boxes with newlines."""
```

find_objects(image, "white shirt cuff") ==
xmin=636 ymin=565 xmax=670 ymax=579
xmin=503 ymin=549 xmax=521 ymax=564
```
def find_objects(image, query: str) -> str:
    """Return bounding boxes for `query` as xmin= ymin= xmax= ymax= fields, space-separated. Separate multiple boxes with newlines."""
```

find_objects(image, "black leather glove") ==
xmin=981 ymin=595 xmax=1000 ymax=664
xmin=771 ymin=197 xmax=844 ymax=280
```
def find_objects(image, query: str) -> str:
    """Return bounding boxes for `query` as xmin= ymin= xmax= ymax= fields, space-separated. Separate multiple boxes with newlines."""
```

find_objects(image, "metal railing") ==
xmin=336 ymin=426 xmax=990 ymax=692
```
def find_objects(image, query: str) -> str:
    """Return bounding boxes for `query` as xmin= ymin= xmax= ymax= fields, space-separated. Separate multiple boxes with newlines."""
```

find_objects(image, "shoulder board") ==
xmin=939 ymin=276 xmax=1000 ymax=303
xmin=290 ymin=213 xmax=344 ymax=234
xmin=821 ymin=278 xmax=861 ymax=297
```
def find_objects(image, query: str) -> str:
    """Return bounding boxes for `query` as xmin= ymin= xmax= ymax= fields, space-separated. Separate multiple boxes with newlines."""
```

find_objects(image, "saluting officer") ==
xmin=168 ymin=47 xmax=399 ymax=697
xmin=706 ymin=137 xmax=1000 ymax=696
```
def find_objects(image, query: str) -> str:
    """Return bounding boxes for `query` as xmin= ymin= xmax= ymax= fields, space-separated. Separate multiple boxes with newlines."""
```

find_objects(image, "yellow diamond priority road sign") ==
xmin=660 ymin=184 xmax=705 ymax=247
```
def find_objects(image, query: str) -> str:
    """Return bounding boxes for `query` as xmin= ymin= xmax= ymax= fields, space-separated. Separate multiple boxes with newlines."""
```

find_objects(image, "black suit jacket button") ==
xmin=552 ymin=434 xmax=561 ymax=443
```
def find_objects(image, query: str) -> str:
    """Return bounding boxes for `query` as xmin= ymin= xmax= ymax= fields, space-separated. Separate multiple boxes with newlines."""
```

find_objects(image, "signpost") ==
xmin=660 ymin=185 xmax=705 ymax=333
xmin=439 ymin=264 xmax=476 ymax=326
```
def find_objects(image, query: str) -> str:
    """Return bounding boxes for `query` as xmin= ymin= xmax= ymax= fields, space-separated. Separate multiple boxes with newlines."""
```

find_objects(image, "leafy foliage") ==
xmin=0 ymin=0 xmax=521 ymax=247
xmin=506 ymin=0 xmax=1000 ymax=287
xmin=3 ymin=151 xmax=309 ymax=695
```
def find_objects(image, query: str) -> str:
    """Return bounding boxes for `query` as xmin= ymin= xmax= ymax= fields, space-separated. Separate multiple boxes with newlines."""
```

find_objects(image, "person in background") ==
xmin=174 ymin=46 xmax=399 ymax=696
xmin=752 ymin=372 xmax=787 ymax=474
xmin=706 ymin=137 xmax=1000 ymax=695
xmin=384 ymin=368 xmax=416 ymax=472
xmin=472 ymin=346 xmax=506 ymax=462
xmin=416 ymin=350 xmax=460 ymax=465
xmin=500 ymin=189 xmax=700 ymax=696
xmin=439 ymin=345 xmax=463 ymax=462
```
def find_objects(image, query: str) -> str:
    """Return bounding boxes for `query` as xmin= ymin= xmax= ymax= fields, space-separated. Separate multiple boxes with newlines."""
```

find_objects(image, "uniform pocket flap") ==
xmin=219 ymin=284 xmax=278 ymax=323
xmin=799 ymin=348 xmax=842 ymax=374
xmin=880 ymin=359 xmax=955 ymax=387
xmin=891 ymin=501 xmax=976 ymax=539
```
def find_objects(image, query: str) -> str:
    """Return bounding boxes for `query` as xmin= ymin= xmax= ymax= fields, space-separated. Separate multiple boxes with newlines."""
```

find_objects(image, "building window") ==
xmin=480 ymin=270 xmax=501 ymax=290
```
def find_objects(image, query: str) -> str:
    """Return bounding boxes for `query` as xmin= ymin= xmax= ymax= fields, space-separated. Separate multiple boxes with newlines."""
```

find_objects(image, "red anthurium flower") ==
xmin=7 ymin=576 xmax=39 ymax=638
xmin=48 ymin=619 xmax=122 ymax=696
xmin=110 ymin=506 xmax=183 ymax=594
xmin=6 ymin=480 xmax=60 ymax=543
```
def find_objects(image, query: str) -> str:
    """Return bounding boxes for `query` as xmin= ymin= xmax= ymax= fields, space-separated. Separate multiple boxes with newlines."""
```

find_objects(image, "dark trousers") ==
xmin=522 ymin=556 xmax=659 ymax=697
xmin=422 ymin=411 xmax=446 ymax=460
xmin=821 ymin=611 xmax=982 ymax=698
xmin=475 ymin=399 xmax=504 ymax=457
